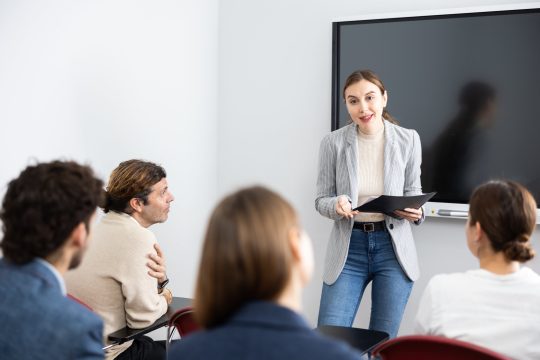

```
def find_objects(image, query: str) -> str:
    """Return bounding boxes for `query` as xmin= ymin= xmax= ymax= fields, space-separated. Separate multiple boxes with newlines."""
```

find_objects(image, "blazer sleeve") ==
xmin=315 ymin=134 xmax=347 ymax=221
xmin=404 ymin=130 xmax=426 ymax=225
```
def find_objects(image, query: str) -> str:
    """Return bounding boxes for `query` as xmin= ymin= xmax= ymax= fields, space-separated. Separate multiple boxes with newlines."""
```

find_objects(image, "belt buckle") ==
xmin=363 ymin=223 xmax=375 ymax=232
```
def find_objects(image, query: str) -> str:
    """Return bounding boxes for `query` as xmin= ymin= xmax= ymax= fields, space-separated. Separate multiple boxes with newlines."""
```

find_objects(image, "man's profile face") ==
xmin=137 ymin=178 xmax=174 ymax=227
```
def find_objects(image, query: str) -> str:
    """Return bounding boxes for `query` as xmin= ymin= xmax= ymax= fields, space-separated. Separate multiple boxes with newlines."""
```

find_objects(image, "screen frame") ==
xmin=331 ymin=3 xmax=540 ymax=220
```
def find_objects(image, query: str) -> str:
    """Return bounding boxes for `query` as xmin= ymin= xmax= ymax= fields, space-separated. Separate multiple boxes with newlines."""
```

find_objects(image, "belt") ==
xmin=353 ymin=221 xmax=386 ymax=232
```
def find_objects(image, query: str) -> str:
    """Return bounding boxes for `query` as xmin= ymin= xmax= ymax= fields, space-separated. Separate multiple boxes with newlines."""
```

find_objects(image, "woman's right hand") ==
xmin=336 ymin=195 xmax=359 ymax=219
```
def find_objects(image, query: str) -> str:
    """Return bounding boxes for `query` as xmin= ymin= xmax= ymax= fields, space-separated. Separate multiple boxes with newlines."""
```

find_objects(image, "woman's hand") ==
xmin=394 ymin=207 xmax=422 ymax=222
xmin=336 ymin=195 xmax=359 ymax=219
xmin=147 ymin=243 xmax=168 ymax=284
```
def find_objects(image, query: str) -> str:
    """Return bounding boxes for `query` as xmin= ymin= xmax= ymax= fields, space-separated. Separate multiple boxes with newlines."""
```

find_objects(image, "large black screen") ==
xmin=332 ymin=8 xmax=540 ymax=204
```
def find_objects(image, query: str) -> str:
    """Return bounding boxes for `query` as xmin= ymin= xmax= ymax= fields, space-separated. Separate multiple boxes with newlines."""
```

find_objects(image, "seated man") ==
xmin=66 ymin=159 xmax=175 ymax=360
xmin=0 ymin=161 xmax=105 ymax=359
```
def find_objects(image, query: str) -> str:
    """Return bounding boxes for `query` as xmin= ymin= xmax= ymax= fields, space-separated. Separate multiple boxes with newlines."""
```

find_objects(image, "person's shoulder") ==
xmin=516 ymin=267 xmax=540 ymax=285
xmin=301 ymin=331 xmax=363 ymax=359
xmin=168 ymin=330 xmax=214 ymax=359
xmin=20 ymin=290 xmax=102 ymax=343
xmin=48 ymin=294 xmax=103 ymax=330
xmin=320 ymin=123 xmax=355 ymax=148
xmin=426 ymin=272 xmax=470 ymax=291
xmin=169 ymin=327 xmax=363 ymax=360
xmin=104 ymin=211 xmax=157 ymax=248
xmin=386 ymin=120 xmax=419 ymax=143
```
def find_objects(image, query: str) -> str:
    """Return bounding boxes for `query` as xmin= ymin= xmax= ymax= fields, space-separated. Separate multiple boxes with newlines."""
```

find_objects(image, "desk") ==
xmin=317 ymin=325 xmax=389 ymax=355
xmin=108 ymin=297 xmax=192 ymax=344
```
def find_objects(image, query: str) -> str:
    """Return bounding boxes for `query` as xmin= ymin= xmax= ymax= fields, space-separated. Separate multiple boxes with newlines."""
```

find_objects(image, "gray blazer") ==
xmin=316 ymin=120 xmax=424 ymax=284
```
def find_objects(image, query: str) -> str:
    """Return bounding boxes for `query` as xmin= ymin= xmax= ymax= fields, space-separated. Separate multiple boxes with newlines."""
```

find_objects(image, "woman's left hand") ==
xmin=394 ymin=208 xmax=423 ymax=222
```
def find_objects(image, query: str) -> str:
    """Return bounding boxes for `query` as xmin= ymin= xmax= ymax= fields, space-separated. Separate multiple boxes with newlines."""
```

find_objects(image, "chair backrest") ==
xmin=67 ymin=293 xmax=93 ymax=311
xmin=168 ymin=306 xmax=199 ymax=340
xmin=372 ymin=335 xmax=511 ymax=360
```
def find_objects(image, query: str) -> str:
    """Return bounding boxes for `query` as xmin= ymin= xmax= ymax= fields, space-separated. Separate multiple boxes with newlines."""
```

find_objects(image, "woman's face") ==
xmin=344 ymin=79 xmax=387 ymax=134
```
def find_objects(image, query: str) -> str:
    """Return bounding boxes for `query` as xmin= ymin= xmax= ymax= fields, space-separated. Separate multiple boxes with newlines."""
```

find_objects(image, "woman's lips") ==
xmin=359 ymin=114 xmax=374 ymax=122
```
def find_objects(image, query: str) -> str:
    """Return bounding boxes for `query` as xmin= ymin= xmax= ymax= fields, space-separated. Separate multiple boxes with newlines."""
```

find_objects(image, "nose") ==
xmin=168 ymin=192 xmax=175 ymax=203
xmin=358 ymin=100 xmax=368 ymax=113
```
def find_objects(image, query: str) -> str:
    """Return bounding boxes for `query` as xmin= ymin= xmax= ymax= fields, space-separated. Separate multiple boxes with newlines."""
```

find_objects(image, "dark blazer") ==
xmin=0 ymin=258 xmax=104 ymax=360
xmin=169 ymin=301 xmax=362 ymax=360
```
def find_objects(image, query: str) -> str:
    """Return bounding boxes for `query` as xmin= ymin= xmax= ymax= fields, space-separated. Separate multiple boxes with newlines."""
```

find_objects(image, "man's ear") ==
xmin=129 ymin=198 xmax=143 ymax=213
xmin=68 ymin=222 xmax=87 ymax=250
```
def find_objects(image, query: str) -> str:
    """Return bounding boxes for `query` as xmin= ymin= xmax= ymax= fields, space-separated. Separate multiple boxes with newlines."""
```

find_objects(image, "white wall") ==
xmin=0 ymin=0 xmax=219 ymax=299
xmin=2 ymin=0 xmax=540 ymax=340
xmin=218 ymin=0 xmax=540 ymax=335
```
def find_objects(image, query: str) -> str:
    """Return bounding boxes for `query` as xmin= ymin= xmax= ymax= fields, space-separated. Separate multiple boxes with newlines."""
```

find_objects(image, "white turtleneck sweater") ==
xmin=354 ymin=124 xmax=385 ymax=222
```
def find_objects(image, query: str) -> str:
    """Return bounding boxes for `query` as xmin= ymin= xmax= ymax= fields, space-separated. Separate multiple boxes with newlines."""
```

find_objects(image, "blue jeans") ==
xmin=318 ymin=228 xmax=413 ymax=338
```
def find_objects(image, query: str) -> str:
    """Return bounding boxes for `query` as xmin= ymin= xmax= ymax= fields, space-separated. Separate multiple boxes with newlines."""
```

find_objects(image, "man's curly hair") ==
xmin=0 ymin=161 xmax=104 ymax=264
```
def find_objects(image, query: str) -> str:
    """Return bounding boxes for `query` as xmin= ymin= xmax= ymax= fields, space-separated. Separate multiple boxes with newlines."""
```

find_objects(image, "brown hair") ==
xmin=103 ymin=159 xmax=166 ymax=214
xmin=469 ymin=180 xmax=537 ymax=262
xmin=343 ymin=69 xmax=398 ymax=124
xmin=0 ymin=161 xmax=104 ymax=264
xmin=194 ymin=186 xmax=298 ymax=329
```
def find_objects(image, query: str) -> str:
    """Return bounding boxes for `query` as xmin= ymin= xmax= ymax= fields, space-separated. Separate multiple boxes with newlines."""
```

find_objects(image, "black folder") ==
xmin=353 ymin=192 xmax=436 ymax=217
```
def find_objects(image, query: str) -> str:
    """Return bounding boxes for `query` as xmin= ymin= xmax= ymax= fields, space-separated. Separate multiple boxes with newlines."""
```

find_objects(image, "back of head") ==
xmin=194 ymin=186 xmax=298 ymax=329
xmin=103 ymin=159 xmax=166 ymax=214
xmin=458 ymin=81 xmax=496 ymax=115
xmin=469 ymin=180 xmax=537 ymax=262
xmin=0 ymin=161 xmax=104 ymax=264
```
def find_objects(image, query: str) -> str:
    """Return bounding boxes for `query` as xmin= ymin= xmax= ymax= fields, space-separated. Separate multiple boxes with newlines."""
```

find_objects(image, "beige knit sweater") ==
xmin=65 ymin=211 xmax=168 ymax=359
xmin=354 ymin=124 xmax=385 ymax=222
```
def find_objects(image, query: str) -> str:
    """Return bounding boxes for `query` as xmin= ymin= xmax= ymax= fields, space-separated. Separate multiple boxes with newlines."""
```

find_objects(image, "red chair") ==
xmin=167 ymin=306 xmax=200 ymax=342
xmin=67 ymin=293 xmax=93 ymax=311
xmin=372 ymin=335 xmax=511 ymax=360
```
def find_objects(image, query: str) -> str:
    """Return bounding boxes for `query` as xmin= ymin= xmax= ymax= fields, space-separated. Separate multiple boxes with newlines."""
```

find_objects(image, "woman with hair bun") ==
xmin=415 ymin=180 xmax=540 ymax=360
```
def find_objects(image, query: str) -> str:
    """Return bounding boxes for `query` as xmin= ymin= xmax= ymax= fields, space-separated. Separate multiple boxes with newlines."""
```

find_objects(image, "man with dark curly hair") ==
xmin=0 ymin=160 xmax=105 ymax=359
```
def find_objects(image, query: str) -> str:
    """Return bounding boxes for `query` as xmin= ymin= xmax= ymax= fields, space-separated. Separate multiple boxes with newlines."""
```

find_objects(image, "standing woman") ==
xmin=316 ymin=70 xmax=424 ymax=338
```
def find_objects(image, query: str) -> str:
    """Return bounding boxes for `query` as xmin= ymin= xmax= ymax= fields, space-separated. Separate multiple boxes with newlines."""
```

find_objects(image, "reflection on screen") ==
xmin=334 ymin=9 xmax=540 ymax=204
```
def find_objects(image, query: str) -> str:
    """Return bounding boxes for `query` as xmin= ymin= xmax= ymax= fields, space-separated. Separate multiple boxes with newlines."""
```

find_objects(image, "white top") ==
xmin=65 ymin=211 xmax=168 ymax=359
xmin=354 ymin=124 xmax=385 ymax=222
xmin=415 ymin=267 xmax=540 ymax=360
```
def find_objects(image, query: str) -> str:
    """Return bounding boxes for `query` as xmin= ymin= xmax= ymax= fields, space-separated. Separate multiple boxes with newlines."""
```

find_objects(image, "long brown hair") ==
xmin=194 ymin=186 xmax=298 ymax=329
xmin=343 ymin=69 xmax=398 ymax=124
xmin=469 ymin=180 xmax=537 ymax=262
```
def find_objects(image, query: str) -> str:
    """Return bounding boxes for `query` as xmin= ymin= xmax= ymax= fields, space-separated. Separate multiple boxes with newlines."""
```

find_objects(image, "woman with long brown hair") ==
xmin=316 ymin=69 xmax=424 ymax=338
xmin=169 ymin=186 xmax=361 ymax=359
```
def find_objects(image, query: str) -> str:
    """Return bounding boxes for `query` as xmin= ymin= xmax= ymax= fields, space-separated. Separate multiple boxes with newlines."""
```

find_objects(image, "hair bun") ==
xmin=503 ymin=238 xmax=535 ymax=262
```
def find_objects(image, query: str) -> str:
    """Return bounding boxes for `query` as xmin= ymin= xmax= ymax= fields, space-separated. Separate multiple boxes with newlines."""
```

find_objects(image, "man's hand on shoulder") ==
xmin=147 ymin=243 xmax=167 ymax=284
